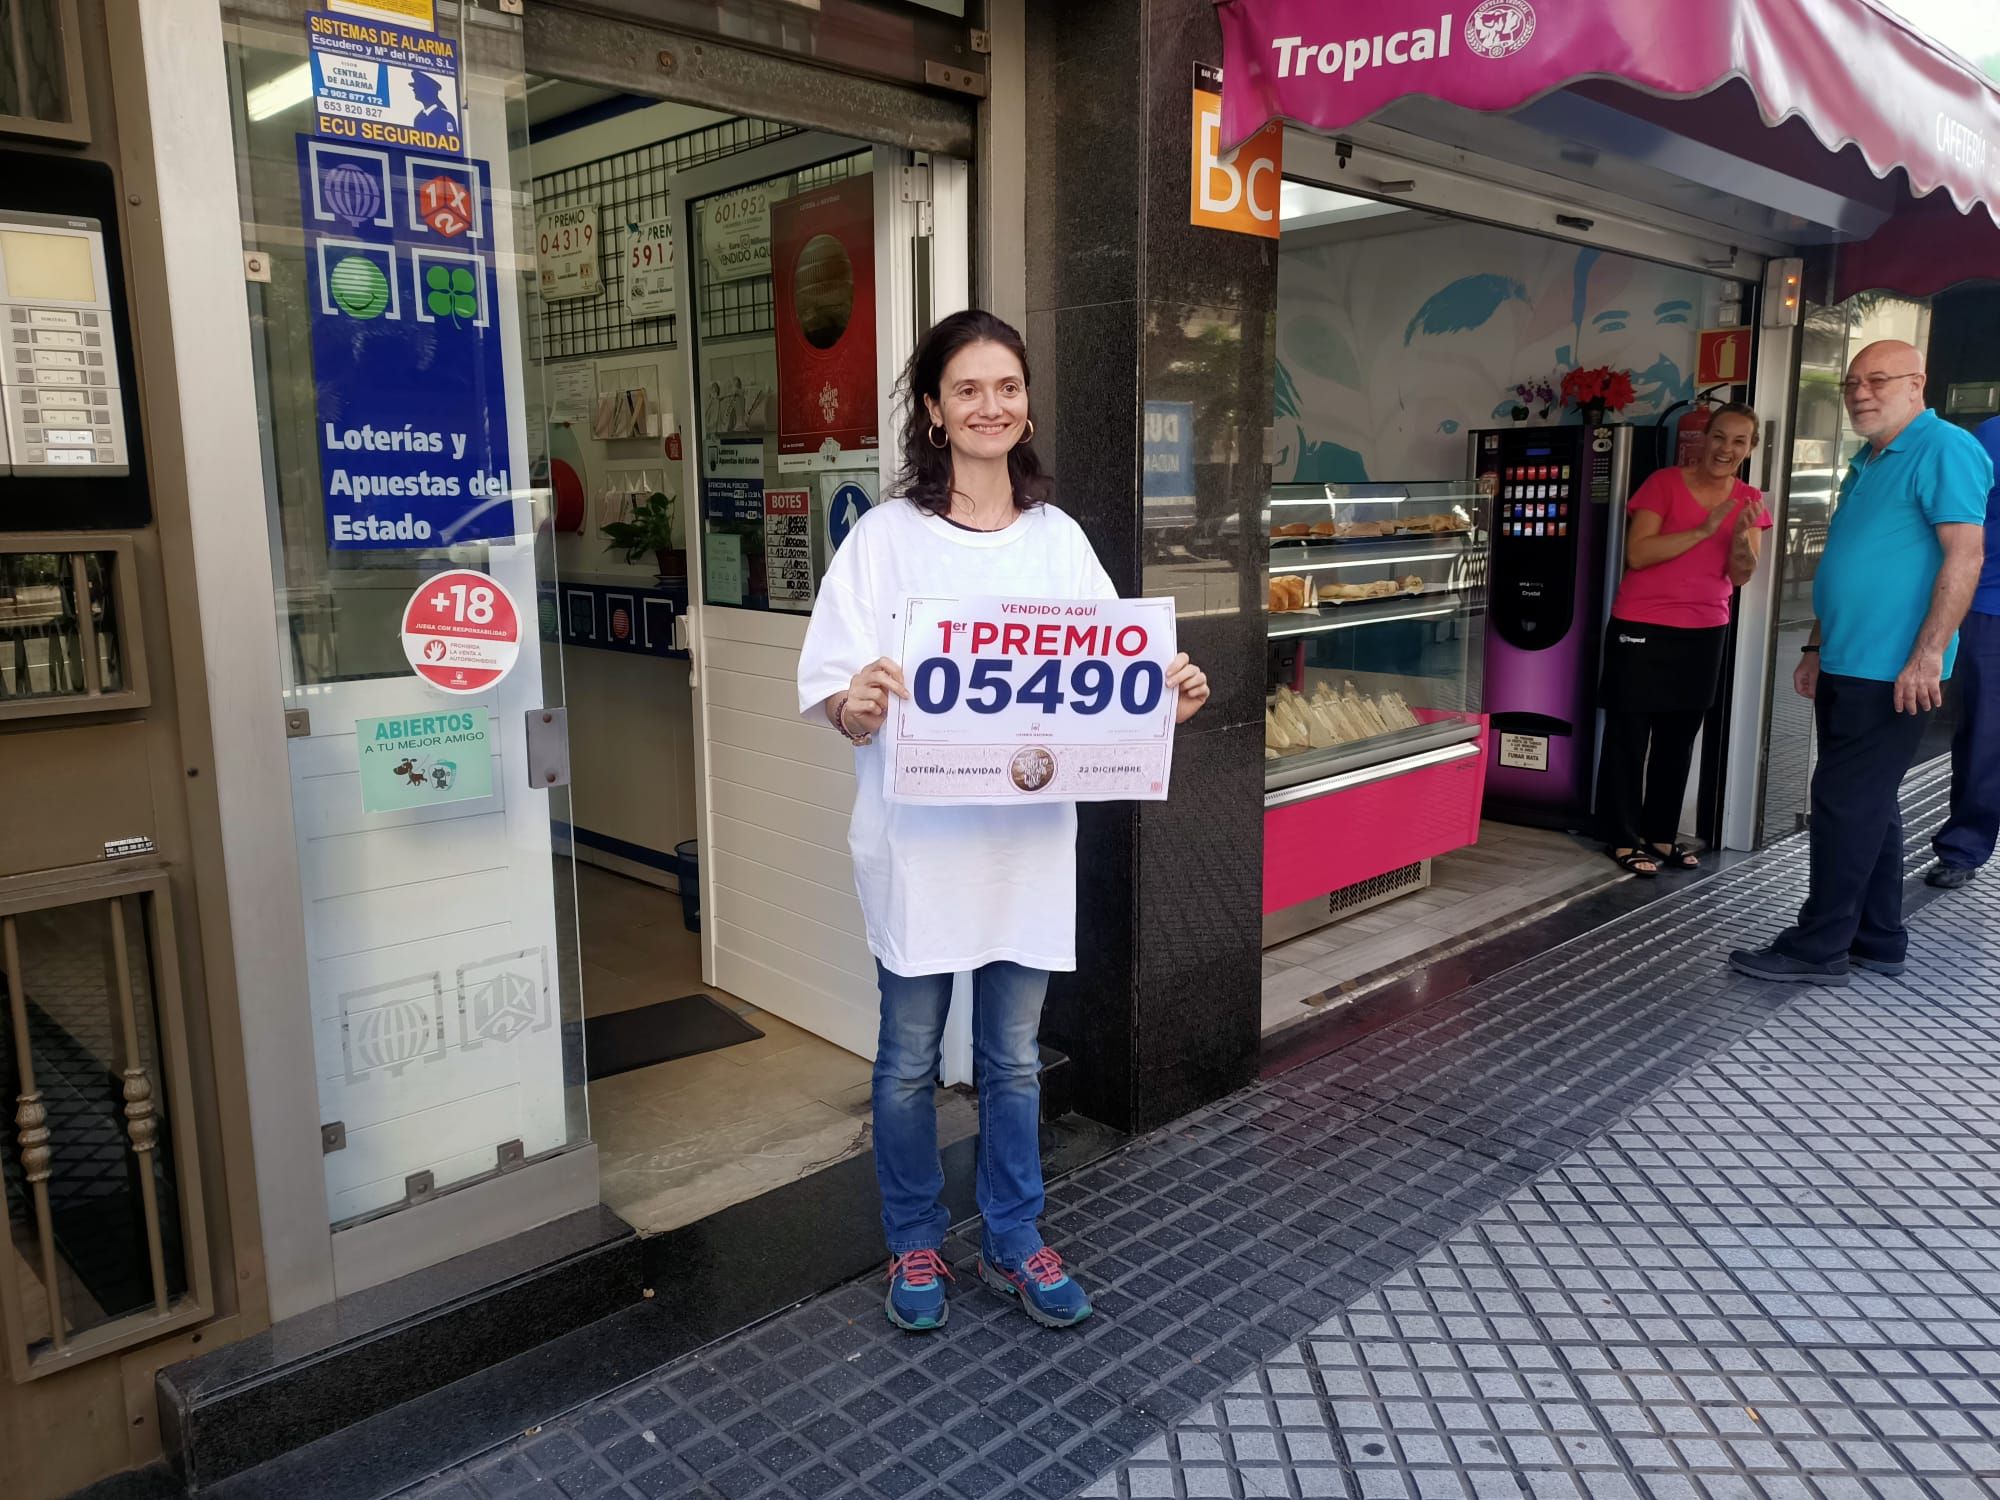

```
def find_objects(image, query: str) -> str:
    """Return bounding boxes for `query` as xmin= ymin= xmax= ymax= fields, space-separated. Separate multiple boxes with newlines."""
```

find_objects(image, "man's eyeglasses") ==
xmin=1840 ymin=371 xmax=1922 ymax=398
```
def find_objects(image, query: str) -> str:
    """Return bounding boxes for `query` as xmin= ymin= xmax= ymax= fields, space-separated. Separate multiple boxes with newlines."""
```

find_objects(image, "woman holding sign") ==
xmin=799 ymin=310 xmax=1210 ymax=1333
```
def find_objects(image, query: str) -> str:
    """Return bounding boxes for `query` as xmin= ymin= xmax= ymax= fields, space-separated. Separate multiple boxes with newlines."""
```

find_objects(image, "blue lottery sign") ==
xmin=828 ymin=481 xmax=873 ymax=552
xmin=297 ymin=136 xmax=514 ymax=549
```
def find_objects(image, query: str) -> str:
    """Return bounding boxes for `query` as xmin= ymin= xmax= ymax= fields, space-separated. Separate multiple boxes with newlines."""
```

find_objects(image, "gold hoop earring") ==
xmin=1022 ymin=419 xmax=1036 ymax=443
xmin=927 ymin=423 xmax=948 ymax=449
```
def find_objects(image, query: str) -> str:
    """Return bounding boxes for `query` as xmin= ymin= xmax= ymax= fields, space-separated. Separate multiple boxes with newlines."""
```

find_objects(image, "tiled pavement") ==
xmin=410 ymin=766 xmax=1988 ymax=1500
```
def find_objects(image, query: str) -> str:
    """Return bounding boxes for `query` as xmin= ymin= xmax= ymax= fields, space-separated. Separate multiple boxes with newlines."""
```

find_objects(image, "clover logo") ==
xmin=425 ymin=264 xmax=477 ymax=325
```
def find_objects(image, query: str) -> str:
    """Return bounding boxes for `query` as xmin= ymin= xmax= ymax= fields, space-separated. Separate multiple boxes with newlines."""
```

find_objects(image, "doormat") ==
xmin=583 ymin=994 xmax=763 ymax=1081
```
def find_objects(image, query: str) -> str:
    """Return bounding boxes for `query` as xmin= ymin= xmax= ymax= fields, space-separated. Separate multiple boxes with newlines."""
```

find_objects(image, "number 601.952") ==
xmin=911 ymin=656 xmax=1164 ymax=716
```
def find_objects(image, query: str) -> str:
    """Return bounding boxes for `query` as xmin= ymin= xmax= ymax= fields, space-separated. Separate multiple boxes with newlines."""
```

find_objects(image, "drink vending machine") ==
xmin=1468 ymin=424 xmax=1634 ymax=827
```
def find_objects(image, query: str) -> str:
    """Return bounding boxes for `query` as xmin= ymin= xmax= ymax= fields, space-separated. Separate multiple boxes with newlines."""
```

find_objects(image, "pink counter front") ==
xmin=1263 ymin=718 xmax=1489 ymax=914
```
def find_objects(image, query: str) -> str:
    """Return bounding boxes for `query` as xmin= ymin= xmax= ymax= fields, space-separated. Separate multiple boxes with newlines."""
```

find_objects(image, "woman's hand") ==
xmin=1166 ymin=652 xmax=1211 ymax=724
xmin=838 ymin=658 xmax=908 ymax=735
xmin=1725 ymin=498 xmax=1765 ymax=586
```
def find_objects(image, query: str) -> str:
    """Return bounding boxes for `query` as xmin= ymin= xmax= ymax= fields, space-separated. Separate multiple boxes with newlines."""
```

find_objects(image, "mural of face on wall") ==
xmin=1274 ymin=221 xmax=1707 ymax=485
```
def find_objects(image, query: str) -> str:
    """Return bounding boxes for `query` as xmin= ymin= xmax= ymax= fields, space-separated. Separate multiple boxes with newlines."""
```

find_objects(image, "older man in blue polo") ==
xmin=1733 ymin=340 xmax=1991 ymax=985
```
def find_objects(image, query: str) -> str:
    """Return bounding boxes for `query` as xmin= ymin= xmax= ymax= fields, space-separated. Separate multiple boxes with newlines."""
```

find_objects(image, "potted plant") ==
xmin=1560 ymin=365 xmax=1637 ymax=426
xmin=601 ymin=490 xmax=685 ymax=581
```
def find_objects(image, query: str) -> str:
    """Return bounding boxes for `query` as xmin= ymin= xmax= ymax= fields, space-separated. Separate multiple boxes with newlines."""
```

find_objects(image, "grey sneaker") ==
xmin=1848 ymin=953 xmax=1908 ymax=977
xmin=1728 ymin=946 xmax=1851 ymax=986
xmin=1924 ymin=863 xmax=1976 ymax=890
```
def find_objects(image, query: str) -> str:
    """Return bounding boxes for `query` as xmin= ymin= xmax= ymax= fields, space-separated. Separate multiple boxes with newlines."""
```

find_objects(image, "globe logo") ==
xmin=329 ymin=255 xmax=391 ymax=320
xmin=322 ymin=161 xmax=383 ymax=225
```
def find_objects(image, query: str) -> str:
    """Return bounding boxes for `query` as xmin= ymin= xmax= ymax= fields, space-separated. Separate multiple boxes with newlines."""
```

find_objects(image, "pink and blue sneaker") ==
xmin=977 ymin=1244 xmax=1093 ymax=1328
xmin=884 ymin=1249 xmax=953 ymax=1332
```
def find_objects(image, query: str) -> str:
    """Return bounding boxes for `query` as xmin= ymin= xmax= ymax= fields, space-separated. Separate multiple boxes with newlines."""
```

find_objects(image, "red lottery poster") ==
xmin=401 ymin=569 xmax=522 ymax=694
xmin=771 ymin=175 xmax=878 ymax=460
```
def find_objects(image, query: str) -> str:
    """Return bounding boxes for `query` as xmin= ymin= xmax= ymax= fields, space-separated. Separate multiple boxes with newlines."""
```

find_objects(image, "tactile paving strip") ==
xmin=1108 ymin=768 xmax=2000 ymax=1500
xmin=409 ymin=767 xmax=1964 ymax=1500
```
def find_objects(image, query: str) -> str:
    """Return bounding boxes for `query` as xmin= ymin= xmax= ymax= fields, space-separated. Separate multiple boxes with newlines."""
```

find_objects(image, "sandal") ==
xmin=1651 ymin=843 xmax=1700 ymax=870
xmin=1611 ymin=848 xmax=1659 ymax=878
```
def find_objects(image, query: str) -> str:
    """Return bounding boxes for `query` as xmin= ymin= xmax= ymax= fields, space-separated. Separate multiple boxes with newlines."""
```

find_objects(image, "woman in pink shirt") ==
xmin=1597 ymin=403 xmax=1771 ymax=875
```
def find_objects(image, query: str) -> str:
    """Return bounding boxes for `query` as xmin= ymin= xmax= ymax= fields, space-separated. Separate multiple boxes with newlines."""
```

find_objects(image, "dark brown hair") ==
xmin=1705 ymin=401 xmax=1761 ymax=444
xmin=895 ymin=309 xmax=1051 ymax=518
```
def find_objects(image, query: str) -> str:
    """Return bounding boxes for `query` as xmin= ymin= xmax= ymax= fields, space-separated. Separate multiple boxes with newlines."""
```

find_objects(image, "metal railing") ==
xmin=0 ymin=870 xmax=211 ymax=1381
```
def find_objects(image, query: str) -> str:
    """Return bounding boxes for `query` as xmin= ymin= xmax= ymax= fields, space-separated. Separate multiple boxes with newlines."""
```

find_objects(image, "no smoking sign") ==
xmin=401 ymin=569 xmax=522 ymax=694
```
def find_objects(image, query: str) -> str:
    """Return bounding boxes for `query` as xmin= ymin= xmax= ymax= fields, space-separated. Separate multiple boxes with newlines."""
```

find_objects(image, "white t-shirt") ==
xmin=797 ymin=498 xmax=1117 ymax=978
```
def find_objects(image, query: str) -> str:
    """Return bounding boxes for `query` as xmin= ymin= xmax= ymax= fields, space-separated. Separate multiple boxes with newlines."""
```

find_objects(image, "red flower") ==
xmin=1561 ymin=365 xmax=1637 ymax=412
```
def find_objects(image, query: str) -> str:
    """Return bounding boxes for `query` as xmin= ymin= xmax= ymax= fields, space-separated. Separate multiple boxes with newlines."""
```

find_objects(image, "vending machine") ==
xmin=1468 ymin=424 xmax=1634 ymax=827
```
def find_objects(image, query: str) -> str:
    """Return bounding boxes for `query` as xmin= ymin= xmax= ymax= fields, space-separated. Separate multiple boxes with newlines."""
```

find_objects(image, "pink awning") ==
xmin=1216 ymin=0 xmax=2000 ymax=299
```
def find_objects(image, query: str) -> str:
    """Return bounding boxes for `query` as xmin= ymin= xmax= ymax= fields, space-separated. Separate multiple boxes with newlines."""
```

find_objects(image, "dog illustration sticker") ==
xmin=356 ymin=709 xmax=494 ymax=812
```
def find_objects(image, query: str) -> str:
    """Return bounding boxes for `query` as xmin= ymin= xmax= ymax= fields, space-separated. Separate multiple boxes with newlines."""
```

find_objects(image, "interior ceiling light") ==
xmin=247 ymin=63 xmax=313 ymax=122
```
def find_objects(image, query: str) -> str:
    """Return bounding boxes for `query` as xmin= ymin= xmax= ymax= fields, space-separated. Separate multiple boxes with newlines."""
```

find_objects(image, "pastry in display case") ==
xmin=1264 ymin=480 xmax=1489 ymax=792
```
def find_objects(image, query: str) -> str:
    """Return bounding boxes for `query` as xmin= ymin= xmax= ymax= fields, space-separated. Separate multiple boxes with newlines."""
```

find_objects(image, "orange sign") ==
xmin=1696 ymin=327 xmax=1753 ymax=388
xmin=1191 ymin=87 xmax=1282 ymax=238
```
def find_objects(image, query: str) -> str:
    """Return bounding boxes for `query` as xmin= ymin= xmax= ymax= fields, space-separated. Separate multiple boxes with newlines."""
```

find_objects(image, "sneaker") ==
xmin=978 ymin=1245 xmax=1093 ymax=1328
xmin=1728 ymin=946 xmax=1851 ymax=987
xmin=884 ymin=1249 xmax=953 ymax=1332
xmin=1925 ymin=863 xmax=1976 ymax=890
xmin=1849 ymin=952 xmax=1909 ymax=977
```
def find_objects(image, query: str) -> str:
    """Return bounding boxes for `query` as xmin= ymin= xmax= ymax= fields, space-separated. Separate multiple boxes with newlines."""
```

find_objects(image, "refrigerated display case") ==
xmin=1263 ymin=480 xmax=1491 ymax=943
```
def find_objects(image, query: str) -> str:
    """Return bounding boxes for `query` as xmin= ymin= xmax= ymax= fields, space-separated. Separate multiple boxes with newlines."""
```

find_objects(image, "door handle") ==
xmin=685 ymin=604 xmax=700 ymax=690
xmin=526 ymin=707 xmax=570 ymax=789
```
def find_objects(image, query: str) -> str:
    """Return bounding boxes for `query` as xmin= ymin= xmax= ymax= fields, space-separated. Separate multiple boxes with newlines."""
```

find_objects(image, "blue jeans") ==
xmin=1936 ymin=609 xmax=2000 ymax=870
xmin=872 ymin=961 xmax=1047 ymax=1262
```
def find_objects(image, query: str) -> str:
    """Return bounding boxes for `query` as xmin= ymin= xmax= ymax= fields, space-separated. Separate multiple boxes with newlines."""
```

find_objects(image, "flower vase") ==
xmin=1579 ymin=400 xmax=1606 ymax=427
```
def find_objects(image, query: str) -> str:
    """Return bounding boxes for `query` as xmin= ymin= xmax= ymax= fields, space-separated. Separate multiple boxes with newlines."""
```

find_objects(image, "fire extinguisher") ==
xmin=1664 ymin=383 xmax=1732 ymax=469
xmin=1676 ymin=401 xmax=1713 ymax=468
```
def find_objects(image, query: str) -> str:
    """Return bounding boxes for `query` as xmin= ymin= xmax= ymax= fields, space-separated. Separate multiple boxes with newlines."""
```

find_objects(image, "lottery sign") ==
xmin=885 ymin=596 xmax=1178 ymax=805
xmin=624 ymin=217 xmax=675 ymax=319
xmin=763 ymin=488 xmax=815 ymax=609
xmin=535 ymin=202 xmax=599 ymax=301
xmin=401 ymin=568 xmax=522 ymax=694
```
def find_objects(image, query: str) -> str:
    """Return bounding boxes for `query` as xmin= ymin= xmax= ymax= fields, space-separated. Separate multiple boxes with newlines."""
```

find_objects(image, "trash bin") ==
xmin=674 ymin=839 xmax=701 ymax=932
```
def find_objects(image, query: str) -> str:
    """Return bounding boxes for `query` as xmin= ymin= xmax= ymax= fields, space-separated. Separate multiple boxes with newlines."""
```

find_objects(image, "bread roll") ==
xmin=1269 ymin=576 xmax=1310 ymax=612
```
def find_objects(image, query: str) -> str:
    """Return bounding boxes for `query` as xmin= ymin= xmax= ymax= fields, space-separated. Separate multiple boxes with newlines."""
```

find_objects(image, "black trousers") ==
xmin=1775 ymin=672 xmax=1932 ymax=965
xmin=1934 ymin=608 xmax=2000 ymax=870
xmin=1597 ymin=708 xmax=1706 ymax=851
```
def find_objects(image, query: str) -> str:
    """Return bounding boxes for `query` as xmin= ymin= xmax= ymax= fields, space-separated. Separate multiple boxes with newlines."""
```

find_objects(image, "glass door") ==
xmin=223 ymin=2 xmax=587 ymax=1227
xmin=668 ymin=132 xmax=969 ymax=1068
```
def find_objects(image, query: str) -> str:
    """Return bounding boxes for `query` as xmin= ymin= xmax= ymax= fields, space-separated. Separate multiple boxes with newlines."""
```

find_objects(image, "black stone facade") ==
xmin=1024 ymin=0 xmax=1279 ymax=1132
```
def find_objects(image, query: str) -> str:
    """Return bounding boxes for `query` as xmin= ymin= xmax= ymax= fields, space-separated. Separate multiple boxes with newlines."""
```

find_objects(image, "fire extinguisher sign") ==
xmin=1696 ymin=328 xmax=1752 ymax=389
